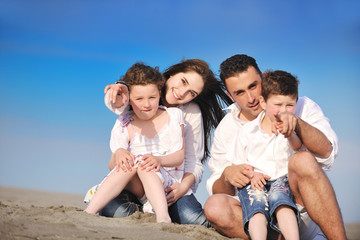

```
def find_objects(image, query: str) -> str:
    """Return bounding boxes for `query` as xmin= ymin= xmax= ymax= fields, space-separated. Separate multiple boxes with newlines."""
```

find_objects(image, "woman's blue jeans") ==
xmin=99 ymin=190 xmax=210 ymax=227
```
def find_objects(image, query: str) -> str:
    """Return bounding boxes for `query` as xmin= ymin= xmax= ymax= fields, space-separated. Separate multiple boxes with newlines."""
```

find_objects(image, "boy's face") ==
xmin=129 ymin=84 xmax=161 ymax=121
xmin=225 ymin=66 xmax=263 ymax=121
xmin=260 ymin=94 xmax=297 ymax=122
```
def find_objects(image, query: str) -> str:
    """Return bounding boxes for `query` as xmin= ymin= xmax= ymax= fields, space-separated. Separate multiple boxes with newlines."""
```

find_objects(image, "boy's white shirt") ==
xmin=227 ymin=111 xmax=296 ymax=180
xmin=105 ymin=92 xmax=204 ymax=193
xmin=206 ymin=96 xmax=338 ymax=196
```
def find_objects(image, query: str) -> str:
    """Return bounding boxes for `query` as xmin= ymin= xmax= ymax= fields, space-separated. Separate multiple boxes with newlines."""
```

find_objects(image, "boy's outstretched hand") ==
xmin=272 ymin=111 xmax=298 ymax=138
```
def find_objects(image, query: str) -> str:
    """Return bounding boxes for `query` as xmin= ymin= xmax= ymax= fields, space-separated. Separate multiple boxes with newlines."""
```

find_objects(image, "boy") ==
xmin=228 ymin=70 xmax=301 ymax=240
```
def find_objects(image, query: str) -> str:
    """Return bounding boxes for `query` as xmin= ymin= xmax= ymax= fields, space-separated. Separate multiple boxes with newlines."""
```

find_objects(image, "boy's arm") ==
xmin=287 ymin=132 xmax=302 ymax=151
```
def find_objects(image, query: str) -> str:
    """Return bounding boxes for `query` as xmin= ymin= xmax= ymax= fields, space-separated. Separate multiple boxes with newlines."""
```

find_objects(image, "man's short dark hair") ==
xmin=219 ymin=54 xmax=262 ymax=83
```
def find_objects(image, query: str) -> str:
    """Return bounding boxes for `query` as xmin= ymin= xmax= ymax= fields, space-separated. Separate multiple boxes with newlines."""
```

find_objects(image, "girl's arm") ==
xmin=104 ymin=83 xmax=130 ymax=115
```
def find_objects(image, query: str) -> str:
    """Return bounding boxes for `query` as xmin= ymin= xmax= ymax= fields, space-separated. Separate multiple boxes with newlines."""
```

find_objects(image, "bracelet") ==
xmin=115 ymin=80 xmax=129 ymax=91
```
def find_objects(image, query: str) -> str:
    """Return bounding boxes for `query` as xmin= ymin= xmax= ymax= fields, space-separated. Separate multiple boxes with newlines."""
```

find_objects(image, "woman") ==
xmin=102 ymin=59 xmax=232 ymax=226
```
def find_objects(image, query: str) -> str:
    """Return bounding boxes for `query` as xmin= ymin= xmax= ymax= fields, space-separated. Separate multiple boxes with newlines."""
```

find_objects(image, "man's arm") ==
xmin=207 ymin=125 xmax=253 ymax=196
xmin=295 ymin=117 xmax=333 ymax=158
xmin=212 ymin=165 xmax=253 ymax=195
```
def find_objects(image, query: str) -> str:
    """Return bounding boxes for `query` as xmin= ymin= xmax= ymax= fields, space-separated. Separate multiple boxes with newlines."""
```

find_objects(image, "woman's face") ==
xmin=165 ymin=71 xmax=204 ymax=106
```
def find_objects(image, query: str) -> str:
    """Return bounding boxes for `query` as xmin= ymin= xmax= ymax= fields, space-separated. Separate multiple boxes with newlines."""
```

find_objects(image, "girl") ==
xmin=85 ymin=63 xmax=185 ymax=223
xmin=102 ymin=59 xmax=232 ymax=225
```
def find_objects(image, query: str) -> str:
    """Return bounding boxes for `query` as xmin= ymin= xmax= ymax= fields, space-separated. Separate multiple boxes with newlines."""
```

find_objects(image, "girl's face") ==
xmin=129 ymin=84 xmax=161 ymax=121
xmin=260 ymin=94 xmax=297 ymax=122
xmin=164 ymin=71 xmax=204 ymax=106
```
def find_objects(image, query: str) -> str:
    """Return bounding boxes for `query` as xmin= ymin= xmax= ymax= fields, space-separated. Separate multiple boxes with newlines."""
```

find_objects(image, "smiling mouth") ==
xmin=172 ymin=89 xmax=181 ymax=100
xmin=249 ymin=101 xmax=260 ymax=110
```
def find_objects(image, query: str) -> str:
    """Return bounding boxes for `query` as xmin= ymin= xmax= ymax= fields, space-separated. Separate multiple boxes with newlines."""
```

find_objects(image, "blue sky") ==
xmin=1 ymin=0 xmax=359 ymax=223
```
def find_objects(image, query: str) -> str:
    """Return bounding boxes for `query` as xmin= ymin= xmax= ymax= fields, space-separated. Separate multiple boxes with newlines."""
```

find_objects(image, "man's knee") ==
xmin=204 ymin=195 xmax=223 ymax=221
xmin=204 ymin=194 xmax=240 ymax=226
xmin=288 ymin=151 xmax=321 ymax=178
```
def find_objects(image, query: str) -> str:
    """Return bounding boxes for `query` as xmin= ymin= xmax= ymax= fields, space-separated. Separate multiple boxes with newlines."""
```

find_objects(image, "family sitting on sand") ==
xmin=84 ymin=54 xmax=346 ymax=240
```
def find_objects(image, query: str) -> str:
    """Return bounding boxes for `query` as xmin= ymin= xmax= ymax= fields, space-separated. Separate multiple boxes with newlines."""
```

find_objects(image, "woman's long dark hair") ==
xmin=163 ymin=59 xmax=232 ymax=163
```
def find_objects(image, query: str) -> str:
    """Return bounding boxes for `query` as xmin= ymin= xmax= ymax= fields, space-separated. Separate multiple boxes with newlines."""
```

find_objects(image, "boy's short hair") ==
xmin=262 ymin=70 xmax=299 ymax=101
xmin=219 ymin=54 xmax=262 ymax=83
xmin=121 ymin=62 xmax=164 ymax=90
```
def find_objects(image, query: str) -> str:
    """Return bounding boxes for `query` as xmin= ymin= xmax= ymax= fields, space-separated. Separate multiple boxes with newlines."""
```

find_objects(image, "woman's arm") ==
xmin=181 ymin=102 xmax=205 ymax=193
xmin=153 ymin=125 xmax=185 ymax=167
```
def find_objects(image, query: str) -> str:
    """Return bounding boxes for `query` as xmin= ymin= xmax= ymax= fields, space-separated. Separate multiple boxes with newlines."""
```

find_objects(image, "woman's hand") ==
xmin=104 ymin=83 xmax=129 ymax=107
xmin=164 ymin=182 xmax=188 ymax=206
xmin=139 ymin=154 xmax=161 ymax=172
xmin=250 ymin=172 xmax=270 ymax=190
xmin=112 ymin=148 xmax=135 ymax=172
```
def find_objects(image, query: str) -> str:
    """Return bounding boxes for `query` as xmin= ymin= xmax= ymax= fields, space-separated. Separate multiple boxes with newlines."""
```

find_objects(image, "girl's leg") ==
xmin=85 ymin=170 xmax=136 ymax=214
xmin=248 ymin=212 xmax=267 ymax=240
xmin=276 ymin=205 xmax=299 ymax=240
xmin=124 ymin=173 xmax=145 ymax=199
xmin=137 ymin=168 xmax=171 ymax=223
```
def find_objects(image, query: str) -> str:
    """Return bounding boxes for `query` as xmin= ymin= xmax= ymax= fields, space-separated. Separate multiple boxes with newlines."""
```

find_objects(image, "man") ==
xmin=204 ymin=54 xmax=346 ymax=239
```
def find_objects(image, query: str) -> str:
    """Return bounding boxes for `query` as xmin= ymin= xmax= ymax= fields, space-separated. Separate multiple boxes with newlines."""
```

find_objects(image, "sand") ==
xmin=0 ymin=186 xmax=235 ymax=240
xmin=0 ymin=186 xmax=359 ymax=240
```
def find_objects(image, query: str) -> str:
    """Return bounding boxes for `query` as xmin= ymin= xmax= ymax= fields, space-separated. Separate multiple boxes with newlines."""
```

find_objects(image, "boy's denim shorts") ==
xmin=238 ymin=175 xmax=300 ymax=236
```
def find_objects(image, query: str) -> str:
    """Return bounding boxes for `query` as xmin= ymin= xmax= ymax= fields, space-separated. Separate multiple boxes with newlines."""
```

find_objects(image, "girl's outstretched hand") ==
xmin=104 ymin=83 xmax=129 ymax=106
xmin=139 ymin=154 xmax=161 ymax=172
xmin=112 ymin=148 xmax=135 ymax=172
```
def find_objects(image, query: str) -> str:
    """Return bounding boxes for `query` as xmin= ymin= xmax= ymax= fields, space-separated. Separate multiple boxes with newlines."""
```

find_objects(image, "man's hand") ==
xmin=104 ymin=83 xmax=129 ymax=106
xmin=273 ymin=111 xmax=298 ymax=138
xmin=223 ymin=164 xmax=254 ymax=188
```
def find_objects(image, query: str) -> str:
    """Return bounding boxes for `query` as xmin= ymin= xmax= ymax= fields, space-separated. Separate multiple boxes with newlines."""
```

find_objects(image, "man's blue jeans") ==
xmin=99 ymin=190 xmax=210 ymax=227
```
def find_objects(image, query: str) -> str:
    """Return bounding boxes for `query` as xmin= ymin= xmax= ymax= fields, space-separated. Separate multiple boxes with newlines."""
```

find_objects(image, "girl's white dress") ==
xmin=84 ymin=106 xmax=185 ymax=204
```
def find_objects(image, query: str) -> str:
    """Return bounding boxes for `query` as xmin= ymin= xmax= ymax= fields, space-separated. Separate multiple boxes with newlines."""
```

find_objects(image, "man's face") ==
xmin=225 ymin=66 xmax=263 ymax=121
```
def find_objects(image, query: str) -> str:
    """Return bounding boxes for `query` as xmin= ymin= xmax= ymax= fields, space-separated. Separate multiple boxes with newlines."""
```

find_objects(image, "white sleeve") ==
xmin=109 ymin=116 xmax=130 ymax=153
xmin=182 ymin=103 xmax=204 ymax=193
xmin=167 ymin=107 xmax=185 ymax=154
xmin=104 ymin=91 xmax=130 ymax=115
xmin=206 ymin=127 xmax=234 ymax=195
xmin=227 ymin=130 xmax=248 ymax=166
xmin=296 ymin=96 xmax=338 ymax=170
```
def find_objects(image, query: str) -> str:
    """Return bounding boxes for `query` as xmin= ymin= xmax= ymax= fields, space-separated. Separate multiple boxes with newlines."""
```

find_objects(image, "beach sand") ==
xmin=0 ymin=186 xmax=235 ymax=240
xmin=0 ymin=186 xmax=359 ymax=240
